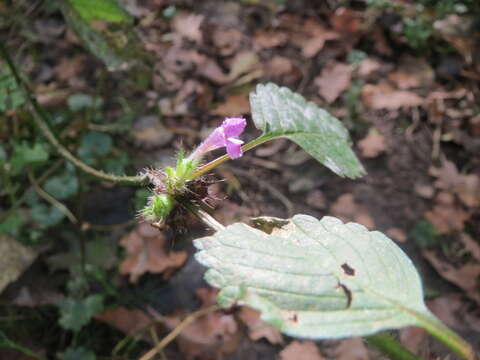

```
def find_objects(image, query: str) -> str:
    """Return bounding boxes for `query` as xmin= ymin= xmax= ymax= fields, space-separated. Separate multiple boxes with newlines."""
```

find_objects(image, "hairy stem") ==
xmin=0 ymin=43 xmax=148 ymax=186
xmin=189 ymin=134 xmax=276 ymax=180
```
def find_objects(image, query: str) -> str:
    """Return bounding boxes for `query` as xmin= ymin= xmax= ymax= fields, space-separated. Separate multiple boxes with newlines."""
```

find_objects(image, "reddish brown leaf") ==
xmin=315 ymin=62 xmax=351 ymax=103
xmin=280 ymin=341 xmax=324 ymax=360
xmin=119 ymin=224 xmax=187 ymax=283
xmin=357 ymin=129 xmax=386 ymax=158
xmin=238 ymin=307 xmax=284 ymax=344
xmin=362 ymin=83 xmax=424 ymax=109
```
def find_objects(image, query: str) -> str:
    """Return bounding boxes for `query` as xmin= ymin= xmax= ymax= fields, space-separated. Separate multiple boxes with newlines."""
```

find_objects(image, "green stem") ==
xmin=418 ymin=311 xmax=477 ymax=360
xmin=366 ymin=333 xmax=421 ymax=360
xmin=0 ymin=43 xmax=148 ymax=186
xmin=189 ymin=134 xmax=276 ymax=180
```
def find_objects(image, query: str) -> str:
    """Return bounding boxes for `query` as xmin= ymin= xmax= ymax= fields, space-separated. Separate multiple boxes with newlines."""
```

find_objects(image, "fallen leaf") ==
xmin=387 ymin=228 xmax=407 ymax=243
xmin=330 ymin=7 xmax=361 ymax=34
xmin=357 ymin=58 xmax=382 ymax=77
xmin=423 ymin=250 xmax=480 ymax=305
xmin=132 ymin=115 xmax=174 ymax=149
xmin=212 ymin=93 xmax=250 ymax=116
xmin=163 ymin=288 xmax=241 ymax=359
xmin=238 ymin=307 xmax=284 ymax=344
xmin=358 ymin=129 xmax=386 ymax=158
xmin=227 ymin=51 xmax=261 ymax=81
xmin=254 ymin=29 xmax=288 ymax=49
xmin=388 ymin=57 xmax=434 ymax=90
xmin=424 ymin=202 xmax=470 ymax=234
xmin=212 ymin=27 xmax=244 ymax=55
xmin=172 ymin=12 xmax=204 ymax=43
xmin=414 ymin=183 xmax=435 ymax=199
xmin=119 ymin=223 xmax=187 ymax=283
xmin=266 ymin=56 xmax=294 ymax=77
xmin=429 ymin=159 xmax=480 ymax=207
xmin=330 ymin=193 xmax=375 ymax=229
xmin=315 ymin=62 xmax=351 ymax=103
xmin=399 ymin=326 xmax=428 ymax=355
xmin=334 ymin=338 xmax=369 ymax=360
xmin=429 ymin=294 xmax=480 ymax=333
xmin=96 ymin=306 xmax=152 ymax=339
xmin=362 ymin=83 xmax=424 ymax=109
xmin=306 ymin=190 xmax=327 ymax=210
xmin=459 ymin=233 xmax=480 ymax=262
xmin=300 ymin=19 xmax=339 ymax=58
xmin=280 ymin=341 xmax=324 ymax=360
xmin=0 ymin=235 xmax=37 ymax=294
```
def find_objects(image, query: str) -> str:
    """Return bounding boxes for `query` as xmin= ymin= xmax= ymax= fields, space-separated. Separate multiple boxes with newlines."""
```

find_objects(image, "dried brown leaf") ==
xmin=358 ymin=129 xmax=386 ymax=158
xmin=315 ymin=62 xmax=351 ymax=103
xmin=334 ymin=338 xmax=369 ymax=360
xmin=212 ymin=93 xmax=250 ymax=116
xmin=238 ymin=307 xmax=284 ymax=344
xmin=280 ymin=341 xmax=324 ymax=360
xmin=362 ymin=83 xmax=424 ymax=109
xmin=119 ymin=224 xmax=187 ymax=283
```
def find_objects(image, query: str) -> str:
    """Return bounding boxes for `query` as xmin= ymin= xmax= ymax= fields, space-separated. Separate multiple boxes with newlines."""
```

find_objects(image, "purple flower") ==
xmin=189 ymin=117 xmax=246 ymax=160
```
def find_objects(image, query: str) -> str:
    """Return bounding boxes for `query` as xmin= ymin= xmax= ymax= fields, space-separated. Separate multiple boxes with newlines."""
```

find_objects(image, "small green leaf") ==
xmin=30 ymin=203 xmax=65 ymax=228
xmin=63 ymin=346 xmax=96 ymax=360
xmin=44 ymin=166 xmax=79 ymax=200
xmin=77 ymin=131 xmax=112 ymax=163
xmin=58 ymin=294 xmax=104 ymax=332
xmin=0 ymin=68 xmax=26 ymax=112
xmin=67 ymin=0 xmax=132 ymax=23
xmin=10 ymin=142 xmax=49 ymax=172
xmin=194 ymin=215 xmax=439 ymax=339
xmin=250 ymin=83 xmax=365 ymax=178
xmin=67 ymin=93 xmax=94 ymax=111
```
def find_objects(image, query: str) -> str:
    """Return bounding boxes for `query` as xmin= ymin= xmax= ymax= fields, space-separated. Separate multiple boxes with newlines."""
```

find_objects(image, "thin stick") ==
xmin=0 ymin=43 xmax=148 ymax=186
xmin=139 ymin=305 xmax=220 ymax=360
xmin=27 ymin=167 xmax=78 ymax=224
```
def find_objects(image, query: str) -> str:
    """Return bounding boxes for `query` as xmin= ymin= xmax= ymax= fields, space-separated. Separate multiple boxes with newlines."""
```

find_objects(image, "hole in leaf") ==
xmin=341 ymin=263 xmax=355 ymax=276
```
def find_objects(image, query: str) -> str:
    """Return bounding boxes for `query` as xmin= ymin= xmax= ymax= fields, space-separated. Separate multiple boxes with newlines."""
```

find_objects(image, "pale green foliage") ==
xmin=58 ymin=294 xmax=104 ymax=332
xmin=250 ymin=83 xmax=365 ymax=178
xmin=195 ymin=215 xmax=437 ymax=339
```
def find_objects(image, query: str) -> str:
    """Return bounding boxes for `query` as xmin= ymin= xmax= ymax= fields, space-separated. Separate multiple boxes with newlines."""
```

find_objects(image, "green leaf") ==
xmin=77 ymin=131 xmax=112 ymax=163
xmin=44 ymin=165 xmax=79 ymax=200
xmin=58 ymin=294 xmax=104 ymax=332
xmin=0 ymin=68 xmax=26 ymax=112
xmin=194 ymin=214 xmax=439 ymax=339
xmin=250 ymin=83 xmax=365 ymax=178
xmin=61 ymin=1 xmax=141 ymax=71
xmin=63 ymin=346 xmax=96 ymax=360
xmin=67 ymin=93 xmax=94 ymax=111
xmin=30 ymin=203 xmax=65 ymax=228
xmin=67 ymin=0 xmax=132 ymax=23
xmin=10 ymin=142 xmax=49 ymax=173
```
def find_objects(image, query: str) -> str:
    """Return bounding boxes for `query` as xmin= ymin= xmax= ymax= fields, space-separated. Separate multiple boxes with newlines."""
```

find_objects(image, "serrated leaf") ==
xmin=250 ymin=83 xmax=365 ymax=178
xmin=58 ymin=295 xmax=104 ymax=332
xmin=194 ymin=214 xmax=438 ymax=339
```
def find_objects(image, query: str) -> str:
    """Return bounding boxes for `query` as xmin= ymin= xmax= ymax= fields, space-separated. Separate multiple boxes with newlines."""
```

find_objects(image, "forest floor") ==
xmin=1 ymin=0 xmax=480 ymax=359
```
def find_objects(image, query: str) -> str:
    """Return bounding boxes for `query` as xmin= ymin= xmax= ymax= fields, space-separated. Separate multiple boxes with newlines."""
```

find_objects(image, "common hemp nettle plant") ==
xmin=139 ymin=83 xmax=476 ymax=360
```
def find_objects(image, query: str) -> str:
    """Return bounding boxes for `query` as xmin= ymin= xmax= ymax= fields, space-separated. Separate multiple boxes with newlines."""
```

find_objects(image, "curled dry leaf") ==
xmin=238 ymin=307 xmax=284 ymax=344
xmin=315 ymin=62 xmax=351 ymax=103
xmin=424 ymin=193 xmax=470 ymax=234
xmin=388 ymin=57 xmax=434 ymax=90
xmin=362 ymin=83 xmax=424 ymax=110
xmin=119 ymin=223 xmax=187 ymax=283
xmin=280 ymin=341 xmax=324 ymax=360
xmin=357 ymin=129 xmax=386 ymax=158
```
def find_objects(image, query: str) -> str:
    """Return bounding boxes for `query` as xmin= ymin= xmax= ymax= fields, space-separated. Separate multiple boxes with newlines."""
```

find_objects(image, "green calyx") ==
xmin=164 ymin=153 xmax=198 ymax=194
xmin=141 ymin=194 xmax=175 ymax=223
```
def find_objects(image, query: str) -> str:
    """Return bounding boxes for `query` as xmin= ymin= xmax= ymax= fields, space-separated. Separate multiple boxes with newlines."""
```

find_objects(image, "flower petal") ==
xmin=222 ymin=117 xmax=246 ymax=138
xmin=226 ymin=138 xmax=243 ymax=159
